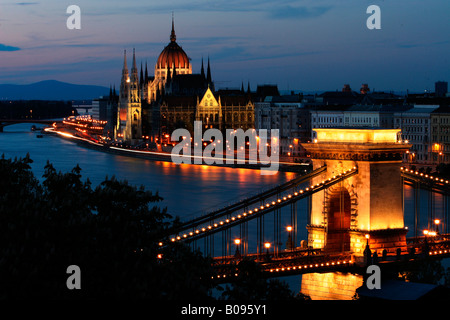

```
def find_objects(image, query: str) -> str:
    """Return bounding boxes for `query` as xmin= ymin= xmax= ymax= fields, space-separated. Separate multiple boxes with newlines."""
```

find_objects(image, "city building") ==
xmin=254 ymin=92 xmax=309 ymax=156
xmin=160 ymin=87 xmax=254 ymax=137
xmin=435 ymin=81 xmax=448 ymax=98
xmin=310 ymin=104 xmax=413 ymax=139
xmin=431 ymin=105 xmax=450 ymax=164
xmin=394 ymin=105 xmax=439 ymax=164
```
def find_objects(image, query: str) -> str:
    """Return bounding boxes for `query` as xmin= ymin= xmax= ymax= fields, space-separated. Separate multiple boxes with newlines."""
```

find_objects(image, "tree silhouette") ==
xmin=220 ymin=258 xmax=297 ymax=300
xmin=0 ymin=155 xmax=214 ymax=299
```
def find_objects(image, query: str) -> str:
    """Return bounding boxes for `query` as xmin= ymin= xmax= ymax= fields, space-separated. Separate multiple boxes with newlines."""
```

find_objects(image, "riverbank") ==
xmin=44 ymin=128 xmax=309 ymax=173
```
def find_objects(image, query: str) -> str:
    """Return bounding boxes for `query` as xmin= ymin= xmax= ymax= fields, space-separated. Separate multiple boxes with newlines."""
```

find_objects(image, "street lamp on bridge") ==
xmin=264 ymin=242 xmax=271 ymax=260
xmin=234 ymin=238 xmax=241 ymax=258
xmin=286 ymin=226 xmax=294 ymax=251
xmin=434 ymin=219 xmax=441 ymax=234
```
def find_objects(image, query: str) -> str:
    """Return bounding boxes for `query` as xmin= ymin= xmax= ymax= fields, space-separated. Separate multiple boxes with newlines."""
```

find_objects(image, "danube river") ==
xmin=1 ymin=123 xmax=447 ymax=298
xmin=0 ymin=123 xmax=299 ymax=219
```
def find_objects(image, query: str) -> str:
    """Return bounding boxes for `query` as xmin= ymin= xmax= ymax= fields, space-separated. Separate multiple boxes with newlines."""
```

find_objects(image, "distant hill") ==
xmin=0 ymin=80 xmax=110 ymax=101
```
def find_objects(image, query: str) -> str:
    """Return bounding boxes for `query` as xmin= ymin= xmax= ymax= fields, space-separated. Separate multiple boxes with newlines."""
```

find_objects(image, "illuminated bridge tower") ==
xmin=302 ymin=128 xmax=411 ymax=257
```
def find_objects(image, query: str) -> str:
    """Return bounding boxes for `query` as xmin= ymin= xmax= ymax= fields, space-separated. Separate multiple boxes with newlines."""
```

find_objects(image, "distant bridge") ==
xmin=0 ymin=119 xmax=60 ymax=132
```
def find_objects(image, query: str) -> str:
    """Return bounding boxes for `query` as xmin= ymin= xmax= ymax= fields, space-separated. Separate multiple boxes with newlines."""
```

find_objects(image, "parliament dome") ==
xmin=155 ymin=19 xmax=190 ymax=71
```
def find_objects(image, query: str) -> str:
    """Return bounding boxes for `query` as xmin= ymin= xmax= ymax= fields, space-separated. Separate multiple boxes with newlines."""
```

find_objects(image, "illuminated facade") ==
xmin=142 ymin=17 xmax=193 ymax=104
xmin=115 ymin=49 xmax=142 ymax=144
xmin=114 ymin=16 xmax=209 ymax=143
xmin=430 ymin=105 xmax=450 ymax=164
xmin=393 ymin=105 xmax=439 ymax=164
xmin=254 ymin=95 xmax=309 ymax=156
xmin=160 ymin=87 xmax=254 ymax=134
xmin=302 ymin=128 xmax=411 ymax=256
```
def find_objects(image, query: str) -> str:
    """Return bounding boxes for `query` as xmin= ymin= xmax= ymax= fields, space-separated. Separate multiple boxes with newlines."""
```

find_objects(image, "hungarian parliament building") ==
xmin=113 ymin=17 xmax=255 ymax=145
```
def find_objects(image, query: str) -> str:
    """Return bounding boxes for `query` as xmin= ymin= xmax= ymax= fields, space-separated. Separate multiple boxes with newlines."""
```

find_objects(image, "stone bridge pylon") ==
xmin=302 ymin=128 xmax=412 ymax=257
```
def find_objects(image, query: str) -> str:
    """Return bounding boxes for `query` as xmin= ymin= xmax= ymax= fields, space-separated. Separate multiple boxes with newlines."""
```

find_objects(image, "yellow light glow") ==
xmin=313 ymin=128 xmax=401 ymax=144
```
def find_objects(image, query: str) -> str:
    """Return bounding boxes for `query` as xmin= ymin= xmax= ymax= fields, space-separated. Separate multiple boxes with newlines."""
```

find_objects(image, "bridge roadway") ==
xmin=210 ymin=233 xmax=450 ymax=281
xmin=165 ymin=166 xmax=358 ymax=244
xmin=166 ymin=165 xmax=327 ymax=238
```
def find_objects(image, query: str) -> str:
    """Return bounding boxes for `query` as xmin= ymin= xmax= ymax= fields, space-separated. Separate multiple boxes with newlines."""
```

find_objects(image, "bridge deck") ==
xmin=167 ymin=165 xmax=327 ymax=236
xmin=165 ymin=166 xmax=358 ymax=244
xmin=210 ymin=234 xmax=450 ymax=281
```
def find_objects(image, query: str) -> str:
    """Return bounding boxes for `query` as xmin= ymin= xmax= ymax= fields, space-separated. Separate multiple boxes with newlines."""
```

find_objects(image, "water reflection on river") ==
xmin=0 ymin=123 xmax=296 ymax=219
xmin=2 ymin=123 xmax=448 ymax=299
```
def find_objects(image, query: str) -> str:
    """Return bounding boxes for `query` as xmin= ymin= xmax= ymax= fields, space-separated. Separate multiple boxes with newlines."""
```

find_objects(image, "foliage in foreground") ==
xmin=0 ymin=155 xmax=295 ymax=300
xmin=0 ymin=154 xmax=214 ymax=299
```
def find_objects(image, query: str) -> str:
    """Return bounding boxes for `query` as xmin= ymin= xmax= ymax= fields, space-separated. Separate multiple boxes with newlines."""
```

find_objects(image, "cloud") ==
xmin=80 ymin=1 xmax=332 ymax=21
xmin=14 ymin=2 xmax=39 ymax=5
xmin=268 ymin=5 xmax=332 ymax=19
xmin=0 ymin=44 xmax=21 ymax=51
